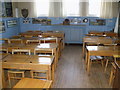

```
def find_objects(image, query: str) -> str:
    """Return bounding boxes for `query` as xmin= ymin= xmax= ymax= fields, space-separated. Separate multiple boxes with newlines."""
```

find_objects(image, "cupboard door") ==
xmin=70 ymin=29 xmax=80 ymax=42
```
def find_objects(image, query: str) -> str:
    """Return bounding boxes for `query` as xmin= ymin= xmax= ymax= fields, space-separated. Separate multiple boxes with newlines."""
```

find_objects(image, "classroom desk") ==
xmin=82 ymin=36 xmax=114 ymax=57
xmin=2 ymin=54 xmax=55 ymax=88
xmin=20 ymin=32 xmax=42 ymax=37
xmin=9 ymin=37 xmax=62 ymax=56
xmin=20 ymin=31 xmax=65 ymax=49
xmin=1 ymin=43 xmax=59 ymax=69
xmin=86 ymin=46 xmax=120 ymax=75
xmin=88 ymin=31 xmax=118 ymax=37
xmin=13 ymin=78 xmax=52 ymax=88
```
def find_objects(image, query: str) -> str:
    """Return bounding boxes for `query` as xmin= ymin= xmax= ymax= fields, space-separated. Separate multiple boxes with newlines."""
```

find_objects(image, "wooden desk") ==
xmin=13 ymin=78 xmax=52 ymax=88
xmin=1 ymin=43 xmax=59 ymax=65
xmin=20 ymin=31 xmax=65 ymax=49
xmin=83 ymin=36 xmax=114 ymax=57
xmin=88 ymin=31 xmax=118 ymax=37
xmin=2 ymin=54 xmax=54 ymax=88
xmin=86 ymin=46 xmax=120 ymax=75
xmin=42 ymin=31 xmax=65 ymax=49
xmin=9 ymin=37 xmax=62 ymax=56
xmin=20 ymin=32 xmax=42 ymax=37
xmin=21 ymin=43 xmax=59 ymax=68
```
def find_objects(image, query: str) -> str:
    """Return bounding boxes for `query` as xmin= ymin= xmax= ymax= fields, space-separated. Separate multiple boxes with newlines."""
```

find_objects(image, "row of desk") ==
xmin=0 ymin=31 xmax=65 ymax=88
xmin=83 ymin=31 xmax=119 ymax=75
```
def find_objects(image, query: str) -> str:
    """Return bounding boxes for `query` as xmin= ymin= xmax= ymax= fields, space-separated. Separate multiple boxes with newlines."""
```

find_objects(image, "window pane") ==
xmin=63 ymin=0 xmax=79 ymax=16
xmin=35 ymin=0 xmax=49 ymax=17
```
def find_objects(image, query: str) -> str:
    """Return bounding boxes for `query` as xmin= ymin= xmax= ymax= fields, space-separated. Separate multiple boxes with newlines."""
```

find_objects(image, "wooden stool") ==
xmin=8 ymin=70 xmax=25 ymax=87
xmin=13 ymin=78 xmax=52 ymax=88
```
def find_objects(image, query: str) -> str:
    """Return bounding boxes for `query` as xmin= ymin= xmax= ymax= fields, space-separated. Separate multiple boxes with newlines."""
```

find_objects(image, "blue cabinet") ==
xmin=62 ymin=26 xmax=86 ymax=44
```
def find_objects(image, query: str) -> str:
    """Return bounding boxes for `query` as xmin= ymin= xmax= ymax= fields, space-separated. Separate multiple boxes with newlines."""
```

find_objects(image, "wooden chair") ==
xmin=0 ymin=38 xmax=9 ymax=43
xmin=8 ymin=39 xmax=23 ymax=44
xmin=26 ymin=40 xmax=40 ymax=44
xmin=43 ymin=37 xmax=58 ymax=43
xmin=109 ymin=55 xmax=120 ymax=86
xmin=31 ymin=49 xmax=54 ymax=80
xmin=11 ymin=35 xmax=21 ymax=38
xmin=104 ymin=44 xmax=117 ymax=72
xmin=34 ymin=48 xmax=54 ymax=56
xmin=24 ymin=35 xmax=33 ymax=38
xmin=8 ymin=49 xmax=31 ymax=87
xmin=0 ymin=48 xmax=8 ymax=53
xmin=13 ymin=78 xmax=52 ymax=88
xmin=12 ymin=49 xmax=31 ymax=55
xmin=8 ymin=70 xmax=25 ymax=88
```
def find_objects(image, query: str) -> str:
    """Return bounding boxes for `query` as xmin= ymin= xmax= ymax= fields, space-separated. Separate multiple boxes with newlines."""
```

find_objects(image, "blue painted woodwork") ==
xmin=1 ymin=17 xmax=117 ymax=44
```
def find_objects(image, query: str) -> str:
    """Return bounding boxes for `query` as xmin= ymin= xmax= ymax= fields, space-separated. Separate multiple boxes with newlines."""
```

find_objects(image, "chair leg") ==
xmin=101 ymin=60 xmax=104 ymax=67
xmin=109 ymin=69 xmax=114 ymax=86
xmin=104 ymin=59 xmax=109 ymax=72
xmin=30 ymin=71 xmax=34 ymax=78
xmin=8 ymin=73 xmax=12 ymax=88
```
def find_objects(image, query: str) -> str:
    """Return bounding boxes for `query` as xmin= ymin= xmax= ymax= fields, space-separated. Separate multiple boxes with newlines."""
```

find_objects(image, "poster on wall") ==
xmin=0 ymin=21 xmax=5 ymax=33
xmin=32 ymin=18 xmax=51 ymax=25
xmin=7 ymin=20 xmax=17 ymax=27
xmin=89 ymin=19 xmax=106 ymax=25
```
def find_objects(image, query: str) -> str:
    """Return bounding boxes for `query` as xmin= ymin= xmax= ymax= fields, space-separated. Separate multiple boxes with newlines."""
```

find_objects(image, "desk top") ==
xmin=2 ymin=54 xmax=54 ymax=65
xmin=13 ymin=78 xmax=52 ymax=88
xmin=86 ymin=46 xmax=120 ymax=52
xmin=88 ymin=31 xmax=118 ymax=37
xmin=1 ymin=43 xmax=58 ymax=49
xmin=83 ymin=36 xmax=113 ymax=44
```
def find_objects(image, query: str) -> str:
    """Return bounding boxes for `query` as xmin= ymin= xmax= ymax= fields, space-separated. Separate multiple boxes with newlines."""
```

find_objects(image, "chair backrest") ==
xmin=11 ymin=35 xmax=21 ymax=38
xmin=24 ymin=35 xmax=33 ymax=38
xmin=0 ymin=48 xmax=8 ymax=53
xmin=34 ymin=48 xmax=54 ymax=55
xmin=26 ymin=40 xmax=40 ymax=44
xmin=8 ymin=39 xmax=23 ymax=44
xmin=12 ymin=49 xmax=31 ymax=55
xmin=0 ymin=38 xmax=9 ymax=43
xmin=43 ymin=37 xmax=58 ymax=43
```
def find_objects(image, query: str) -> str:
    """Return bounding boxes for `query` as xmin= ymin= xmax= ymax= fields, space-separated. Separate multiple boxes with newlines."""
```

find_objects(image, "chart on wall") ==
xmin=7 ymin=20 xmax=17 ymax=27
xmin=0 ymin=21 xmax=5 ymax=33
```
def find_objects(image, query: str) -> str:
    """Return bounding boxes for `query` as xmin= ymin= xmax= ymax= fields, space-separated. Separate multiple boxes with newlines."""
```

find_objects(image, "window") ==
xmin=89 ymin=0 xmax=101 ymax=17
xmin=35 ymin=0 xmax=49 ymax=17
xmin=63 ymin=0 xmax=80 ymax=16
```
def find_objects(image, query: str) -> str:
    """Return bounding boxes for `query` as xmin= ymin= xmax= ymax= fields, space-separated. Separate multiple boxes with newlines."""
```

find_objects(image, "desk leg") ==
xmin=82 ymin=42 xmax=85 ymax=58
xmin=87 ymin=52 xmax=90 ymax=75
xmin=48 ymin=66 xmax=51 ymax=80
xmin=52 ymin=62 xmax=55 ymax=83
xmin=2 ymin=68 xmax=5 ymax=88
xmin=85 ymin=50 xmax=88 ymax=70
xmin=54 ymin=48 xmax=58 ymax=69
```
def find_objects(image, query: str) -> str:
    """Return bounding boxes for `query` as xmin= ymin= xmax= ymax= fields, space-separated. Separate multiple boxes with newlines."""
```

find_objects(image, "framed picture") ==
xmin=0 ymin=21 xmax=5 ymax=33
xmin=32 ymin=18 xmax=51 ymax=25
xmin=7 ymin=20 xmax=17 ymax=27
xmin=89 ymin=19 xmax=106 ymax=25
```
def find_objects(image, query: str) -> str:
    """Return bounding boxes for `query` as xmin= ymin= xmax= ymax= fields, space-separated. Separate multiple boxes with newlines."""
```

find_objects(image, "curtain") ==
xmin=79 ymin=1 xmax=89 ymax=16
xmin=49 ymin=0 xmax=63 ymax=17
xmin=114 ymin=10 xmax=119 ymax=33
xmin=100 ymin=0 xmax=118 ymax=18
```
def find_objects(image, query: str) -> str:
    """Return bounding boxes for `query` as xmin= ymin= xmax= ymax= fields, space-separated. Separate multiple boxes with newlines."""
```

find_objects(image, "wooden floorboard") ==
xmin=52 ymin=44 xmax=111 ymax=88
